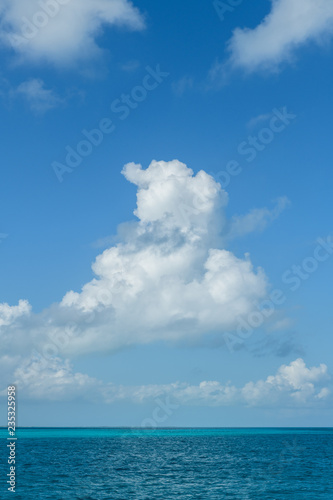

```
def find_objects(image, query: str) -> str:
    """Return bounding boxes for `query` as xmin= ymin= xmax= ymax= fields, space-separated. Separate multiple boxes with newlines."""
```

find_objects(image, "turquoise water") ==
xmin=1 ymin=428 xmax=332 ymax=499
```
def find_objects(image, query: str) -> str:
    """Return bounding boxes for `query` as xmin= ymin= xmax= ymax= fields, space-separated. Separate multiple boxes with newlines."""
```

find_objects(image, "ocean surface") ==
xmin=0 ymin=428 xmax=332 ymax=499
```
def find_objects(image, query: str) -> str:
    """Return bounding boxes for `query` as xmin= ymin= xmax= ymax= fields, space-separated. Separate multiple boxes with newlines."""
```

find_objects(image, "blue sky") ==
xmin=0 ymin=0 xmax=333 ymax=427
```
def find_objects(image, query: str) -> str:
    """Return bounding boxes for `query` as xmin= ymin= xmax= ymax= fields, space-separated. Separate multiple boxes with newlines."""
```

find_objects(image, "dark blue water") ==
xmin=0 ymin=428 xmax=332 ymax=499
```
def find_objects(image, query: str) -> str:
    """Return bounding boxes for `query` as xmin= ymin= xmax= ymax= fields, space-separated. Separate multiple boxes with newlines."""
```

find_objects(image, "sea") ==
xmin=0 ymin=428 xmax=332 ymax=499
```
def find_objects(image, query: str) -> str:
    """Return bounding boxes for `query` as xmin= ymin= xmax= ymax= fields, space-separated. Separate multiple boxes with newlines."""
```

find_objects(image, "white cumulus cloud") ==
xmin=103 ymin=358 xmax=331 ymax=408
xmin=241 ymin=358 xmax=330 ymax=406
xmin=227 ymin=0 xmax=333 ymax=72
xmin=58 ymin=160 xmax=270 ymax=354
xmin=0 ymin=160 xmax=287 ymax=361
xmin=12 ymin=355 xmax=99 ymax=400
xmin=0 ymin=0 xmax=145 ymax=66
xmin=0 ymin=300 xmax=31 ymax=328
xmin=1 ymin=355 xmax=330 ymax=408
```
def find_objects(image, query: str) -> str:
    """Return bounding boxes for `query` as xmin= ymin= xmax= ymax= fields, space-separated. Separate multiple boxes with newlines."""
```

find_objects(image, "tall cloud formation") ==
xmin=0 ymin=160 xmax=288 ymax=359
xmin=227 ymin=0 xmax=333 ymax=72
xmin=0 ymin=0 xmax=145 ymax=66
xmin=59 ymin=160 xmax=271 ymax=354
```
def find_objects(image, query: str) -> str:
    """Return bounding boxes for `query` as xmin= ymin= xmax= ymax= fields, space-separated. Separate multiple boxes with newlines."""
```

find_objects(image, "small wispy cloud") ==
xmin=172 ymin=76 xmax=193 ymax=96
xmin=121 ymin=60 xmax=141 ymax=72
xmin=247 ymin=113 xmax=273 ymax=130
xmin=227 ymin=197 xmax=291 ymax=241
xmin=13 ymin=78 xmax=63 ymax=113
xmin=91 ymin=234 xmax=116 ymax=249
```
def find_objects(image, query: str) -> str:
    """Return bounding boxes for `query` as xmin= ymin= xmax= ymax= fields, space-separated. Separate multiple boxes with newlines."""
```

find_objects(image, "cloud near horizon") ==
xmin=1 ymin=356 xmax=330 ymax=410
xmin=103 ymin=358 xmax=331 ymax=408
xmin=221 ymin=0 xmax=333 ymax=74
xmin=0 ymin=0 xmax=145 ymax=66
